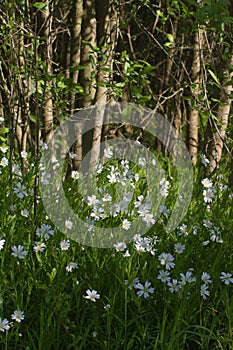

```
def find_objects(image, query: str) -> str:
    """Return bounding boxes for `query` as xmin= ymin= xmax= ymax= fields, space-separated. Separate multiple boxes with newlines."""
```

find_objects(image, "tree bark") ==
xmin=70 ymin=0 xmax=83 ymax=113
xmin=70 ymin=0 xmax=83 ymax=171
xmin=88 ymin=0 xmax=118 ymax=171
xmin=79 ymin=0 xmax=96 ymax=108
xmin=205 ymin=54 xmax=233 ymax=174
xmin=187 ymin=28 xmax=203 ymax=165
xmin=40 ymin=0 xmax=54 ymax=144
xmin=73 ymin=0 xmax=97 ymax=170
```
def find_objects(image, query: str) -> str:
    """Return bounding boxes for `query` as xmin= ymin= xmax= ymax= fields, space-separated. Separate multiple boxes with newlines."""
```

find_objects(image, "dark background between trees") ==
xmin=0 ymin=0 xmax=232 ymax=181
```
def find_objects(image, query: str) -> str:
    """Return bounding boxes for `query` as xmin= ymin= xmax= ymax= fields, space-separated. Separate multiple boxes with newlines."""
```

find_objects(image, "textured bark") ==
xmin=88 ymin=0 xmax=118 ymax=171
xmin=205 ymin=54 xmax=233 ymax=174
xmin=18 ymin=16 xmax=31 ymax=168
xmin=70 ymin=0 xmax=83 ymax=170
xmin=41 ymin=1 xmax=54 ymax=144
xmin=79 ymin=0 xmax=97 ymax=108
xmin=73 ymin=0 xmax=96 ymax=170
xmin=70 ymin=0 xmax=83 ymax=113
xmin=187 ymin=29 xmax=203 ymax=165
xmin=228 ymin=156 xmax=233 ymax=188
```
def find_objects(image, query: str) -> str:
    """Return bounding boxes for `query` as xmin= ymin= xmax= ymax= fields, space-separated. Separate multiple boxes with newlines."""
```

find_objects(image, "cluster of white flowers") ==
xmin=177 ymin=223 xmax=188 ymax=237
xmin=133 ymin=194 xmax=155 ymax=228
xmin=124 ymin=278 xmax=154 ymax=299
xmin=160 ymin=178 xmax=169 ymax=197
xmin=134 ymin=233 xmax=157 ymax=255
xmin=0 ymin=146 xmax=8 ymax=171
xmin=0 ymin=310 xmax=25 ymax=333
xmin=201 ymin=177 xmax=216 ymax=204
xmin=200 ymin=272 xmax=212 ymax=300
xmin=157 ymin=269 xmax=196 ymax=293
xmin=113 ymin=233 xmax=158 ymax=256
xmin=1 ymin=138 xmax=232 ymax=329
xmin=62 ymin=155 xmax=170 ymax=244
xmin=202 ymin=219 xmax=223 ymax=245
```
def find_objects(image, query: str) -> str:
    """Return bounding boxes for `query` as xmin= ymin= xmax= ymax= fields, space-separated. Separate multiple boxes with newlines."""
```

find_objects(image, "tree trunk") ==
xmin=70 ymin=0 xmax=83 ymax=171
xmin=73 ymin=0 xmax=97 ymax=170
xmin=88 ymin=0 xmax=118 ymax=171
xmin=187 ymin=28 xmax=203 ymax=164
xmin=205 ymin=54 xmax=233 ymax=174
xmin=79 ymin=0 xmax=96 ymax=108
xmin=18 ymin=14 xmax=31 ymax=169
xmin=70 ymin=0 xmax=83 ymax=113
xmin=228 ymin=156 xmax=233 ymax=188
xmin=41 ymin=0 xmax=54 ymax=144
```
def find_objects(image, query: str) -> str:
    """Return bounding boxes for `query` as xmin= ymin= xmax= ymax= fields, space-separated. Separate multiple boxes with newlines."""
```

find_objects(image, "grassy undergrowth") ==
xmin=0 ymin=146 xmax=232 ymax=349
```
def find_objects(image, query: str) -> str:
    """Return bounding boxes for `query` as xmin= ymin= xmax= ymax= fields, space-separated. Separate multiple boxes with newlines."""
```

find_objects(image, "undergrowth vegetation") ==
xmin=0 ymin=144 xmax=233 ymax=350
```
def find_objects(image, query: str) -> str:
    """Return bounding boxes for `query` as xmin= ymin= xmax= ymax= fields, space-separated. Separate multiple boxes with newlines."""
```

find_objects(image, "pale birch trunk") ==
xmin=88 ymin=0 xmax=118 ymax=171
xmin=205 ymin=54 xmax=233 ymax=174
xmin=73 ymin=0 xmax=97 ymax=170
xmin=41 ymin=0 xmax=54 ymax=144
xmin=188 ymin=28 xmax=203 ymax=165
xmin=70 ymin=0 xmax=83 ymax=170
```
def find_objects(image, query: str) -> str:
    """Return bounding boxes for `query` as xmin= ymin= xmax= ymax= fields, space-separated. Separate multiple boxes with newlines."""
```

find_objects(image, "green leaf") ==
xmin=164 ymin=42 xmax=172 ymax=49
xmin=48 ymin=268 xmax=57 ymax=283
xmin=141 ymin=65 xmax=155 ymax=74
xmin=114 ymin=82 xmax=126 ymax=88
xmin=208 ymin=69 xmax=220 ymax=86
xmin=0 ymin=127 xmax=9 ymax=134
xmin=99 ymin=67 xmax=112 ymax=72
xmin=167 ymin=34 xmax=174 ymax=43
xmin=96 ymin=82 xmax=111 ymax=87
xmin=132 ymin=63 xmax=144 ymax=69
xmin=33 ymin=2 xmax=48 ymax=10
xmin=124 ymin=61 xmax=131 ymax=74
xmin=211 ymin=98 xmax=221 ymax=103
xmin=30 ymin=114 xmax=37 ymax=123
xmin=70 ymin=65 xmax=89 ymax=72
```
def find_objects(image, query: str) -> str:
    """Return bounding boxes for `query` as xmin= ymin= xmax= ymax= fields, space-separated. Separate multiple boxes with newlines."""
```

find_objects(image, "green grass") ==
xmin=0 ymin=149 xmax=232 ymax=349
